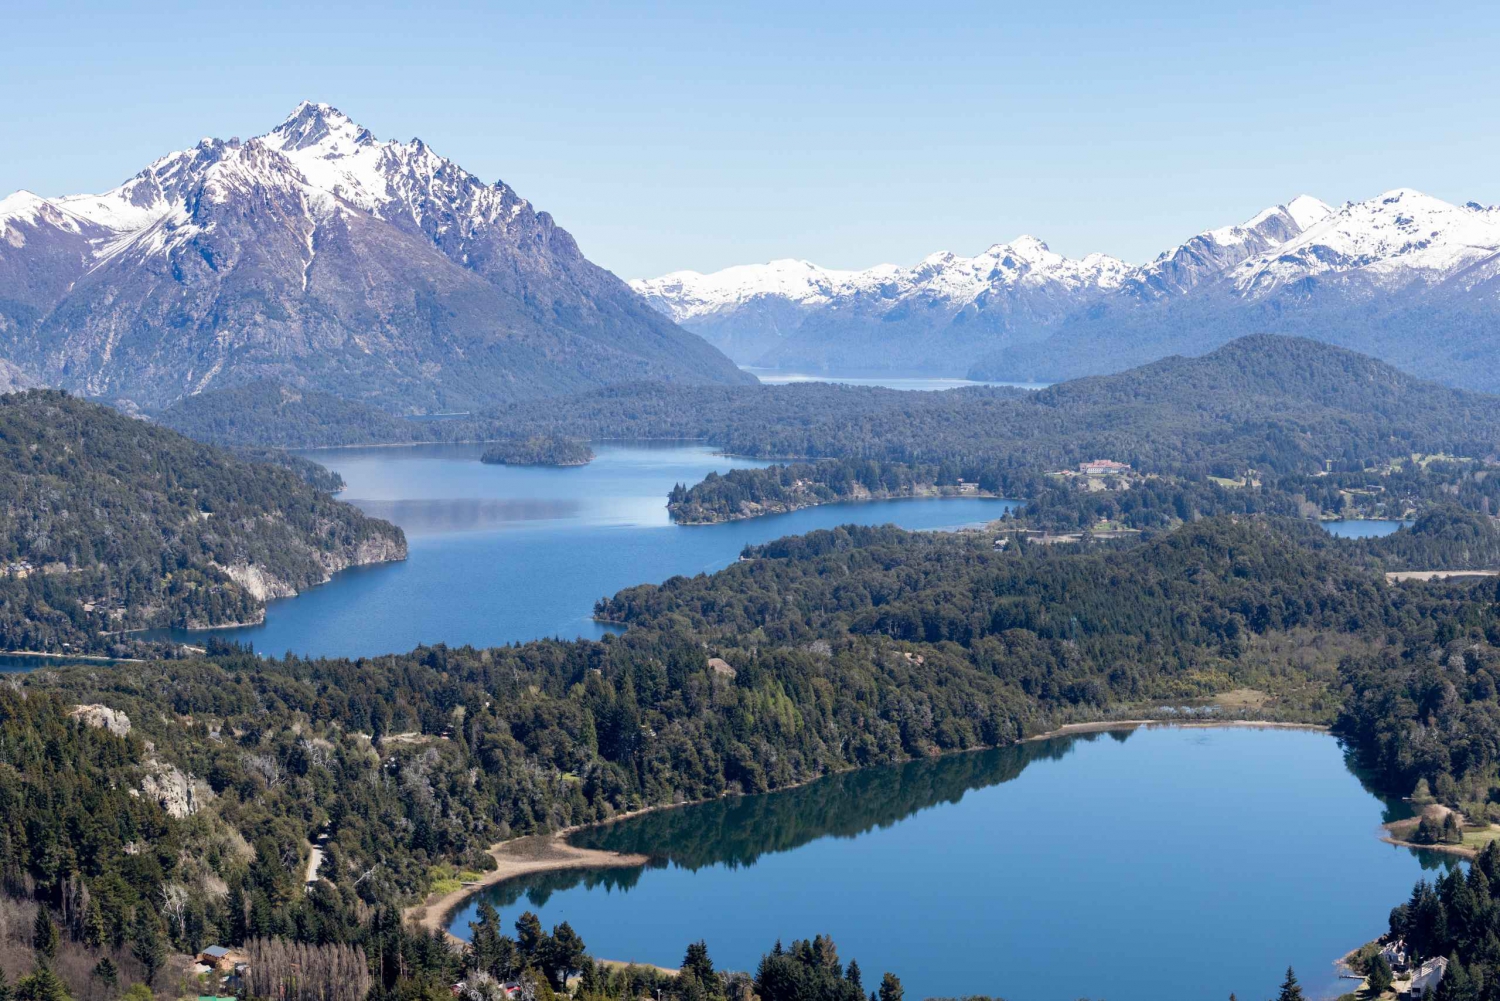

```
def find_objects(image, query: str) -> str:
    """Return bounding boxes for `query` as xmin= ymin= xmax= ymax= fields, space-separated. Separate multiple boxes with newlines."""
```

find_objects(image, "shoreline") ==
xmin=669 ymin=489 xmax=1008 ymax=526
xmin=408 ymin=716 xmax=1335 ymax=943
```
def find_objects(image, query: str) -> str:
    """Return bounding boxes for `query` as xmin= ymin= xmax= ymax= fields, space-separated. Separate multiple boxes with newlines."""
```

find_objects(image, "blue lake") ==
xmin=1323 ymin=519 xmax=1413 ymax=539
xmin=448 ymin=726 xmax=1438 ymax=1001
xmin=160 ymin=442 xmax=1018 ymax=659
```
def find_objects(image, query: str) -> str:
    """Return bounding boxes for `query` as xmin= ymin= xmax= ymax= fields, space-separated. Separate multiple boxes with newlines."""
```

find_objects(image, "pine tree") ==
xmin=0 ymin=964 xmax=12 ymax=1001
xmin=1276 ymin=967 xmax=1305 ymax=1001
xmin=15 ymin=968 xmax=69 ymax=1001
xmin=1367 ymin=955 xmax=1393 ymax=994
xmin=877 ymin=973 xmax=903 ymax=1001
xmin=33 ymin=907 xmax=57 ymax=962
xmin=132 ymin=908 xmax=166 ymax=986
xmin=469 ymin=901 xmax=507 ymax=979
xmin=683 ymin=942 xmax=715 ymax=985
xmin=92 ymin=958 xmax=118 ymax=996
xmin=225 ymin=882 xmax=248 ymax=945
xmin=547 ymin=922 xmax=586 ymax=988
xmin=515 ymin=912 xmax=545 ymax=965
xmin=845 ymin=961 xmax=863 ymax=992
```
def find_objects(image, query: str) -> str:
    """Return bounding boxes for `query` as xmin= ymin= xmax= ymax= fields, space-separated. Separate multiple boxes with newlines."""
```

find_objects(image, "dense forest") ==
xmin=7 ymin=335 xmax=1500 ymax=1000
xmin=667 ymin=459 xmax=996 ymax=523
xmin=480 ymin=438 xmax=595 ymax=467
xmin=153 ymin=338 xmax=1500 ymax=480
xmin=4 ymin=508 xmax=1500 ymax=998
xmin=0 ymin=391 xmax=405 ymax=655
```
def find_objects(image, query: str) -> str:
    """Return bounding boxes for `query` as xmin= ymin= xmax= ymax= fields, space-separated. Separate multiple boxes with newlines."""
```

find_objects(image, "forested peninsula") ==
xmin=0 ymin=391 xmax=406 ymax=656
xmin=667 ymin=460 xmax=995 ymax=523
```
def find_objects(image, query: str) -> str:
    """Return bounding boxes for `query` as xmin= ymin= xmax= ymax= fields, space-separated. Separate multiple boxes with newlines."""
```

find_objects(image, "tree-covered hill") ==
xmin=0 ymin=390 xmax=406 ymax=654
xmin=9 ymin=511 xmax=1500 ymax=1000
xmin=156 ymin=337 xmax=1500 ymax=484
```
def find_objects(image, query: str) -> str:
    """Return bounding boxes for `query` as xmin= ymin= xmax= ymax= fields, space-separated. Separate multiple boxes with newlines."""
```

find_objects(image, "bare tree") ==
xmin=246 ymin=938 xmax=371 ymax=1001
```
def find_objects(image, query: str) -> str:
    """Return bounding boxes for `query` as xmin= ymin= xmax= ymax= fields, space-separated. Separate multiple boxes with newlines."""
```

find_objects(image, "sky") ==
xmin=5 ymin=1 xmax=1499 ymax=279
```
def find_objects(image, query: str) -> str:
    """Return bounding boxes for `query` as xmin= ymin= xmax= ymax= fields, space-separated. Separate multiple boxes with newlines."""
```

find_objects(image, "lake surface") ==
xmin=448 ymin=726 xmax=1437 ymax=1001
xmin=1323 ymin=519 xmax=1413 ymax=539
xmin=740 ymin=369 xmax=1050 ymax=391
xmin=159 ymin=443 xmax=1017 ymax=659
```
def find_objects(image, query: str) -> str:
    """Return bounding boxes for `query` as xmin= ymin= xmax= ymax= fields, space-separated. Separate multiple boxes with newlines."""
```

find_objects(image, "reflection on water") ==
xmin=1323 ymin=519 xmax=1413 ymax=539
xmin=467 ymin=736 xmax=1083 ymax=913
xmin=349 ymin=497 xmax=584 ymax=534
xmin=447 ymin=727 xmax=1434 ymax=1001
xmin=153 ymin=442 xmax=1017 ymax=659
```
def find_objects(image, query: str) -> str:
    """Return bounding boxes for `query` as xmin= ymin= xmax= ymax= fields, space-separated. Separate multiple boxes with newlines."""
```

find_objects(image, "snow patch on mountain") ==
xmin=632 ymin=236 xmax=1130 ymax=324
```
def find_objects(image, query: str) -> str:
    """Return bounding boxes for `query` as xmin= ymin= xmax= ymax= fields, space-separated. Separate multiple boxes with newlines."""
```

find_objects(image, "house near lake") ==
xmin=1410 ymin=955 xmax=1448 ymax=998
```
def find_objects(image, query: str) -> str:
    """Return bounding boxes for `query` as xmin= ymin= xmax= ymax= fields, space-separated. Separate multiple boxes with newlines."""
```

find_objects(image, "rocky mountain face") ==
xmin=634 ymin=190 xmax=1500 ymax=393
xmin=0 ymin=103 xmax=752 ymax=411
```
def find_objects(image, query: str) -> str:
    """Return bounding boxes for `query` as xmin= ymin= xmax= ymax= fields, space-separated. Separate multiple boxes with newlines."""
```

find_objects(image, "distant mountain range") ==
xmin=632 ymin=190 xmax=1500 ymax=392
xmin=0 ymin=103 xmax=752 ymax=411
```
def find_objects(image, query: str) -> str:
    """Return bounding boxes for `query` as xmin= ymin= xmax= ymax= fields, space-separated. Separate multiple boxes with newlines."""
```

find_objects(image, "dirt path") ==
xmin=408 ymin=832 xmax=650 ymax=936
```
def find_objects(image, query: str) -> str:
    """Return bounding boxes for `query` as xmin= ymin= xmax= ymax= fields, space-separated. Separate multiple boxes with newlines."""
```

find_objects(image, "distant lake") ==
xmin=740 ymin=369 xmax=1050 ymax=391
xmin=155 ymin=443 xmax=1018 ymax=659
xmin=448 ymin=726 xmax=1439 ymax=1001
xmin=1323 ymin=519 xmax=1413 ymax=539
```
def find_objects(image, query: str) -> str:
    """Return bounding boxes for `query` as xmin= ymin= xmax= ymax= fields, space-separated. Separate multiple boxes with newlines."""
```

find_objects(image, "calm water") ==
xmin=158 ymin=442 xmax=1017 ymax=658
xmin=1323 ymin=519 xmax=1412 ymax=539
xmin=739 ymin=369 xmax=1050 ymax=391
xmin=449 ymin=726 xmax=1437 ymax=1001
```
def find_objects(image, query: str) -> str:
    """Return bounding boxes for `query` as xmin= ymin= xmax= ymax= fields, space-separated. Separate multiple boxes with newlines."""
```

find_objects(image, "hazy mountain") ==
xmin=0 ymin=103 xmax=752 ymax=411
xmin=634 ymin=190 xmax=1500 ymax=392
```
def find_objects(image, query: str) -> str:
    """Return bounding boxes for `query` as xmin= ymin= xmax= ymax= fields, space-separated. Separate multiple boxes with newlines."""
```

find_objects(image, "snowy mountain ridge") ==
xmin=0 ymin=102 xmax=750 ymax=409
xmin=631 ymin=188 xmax=1500 ymax=391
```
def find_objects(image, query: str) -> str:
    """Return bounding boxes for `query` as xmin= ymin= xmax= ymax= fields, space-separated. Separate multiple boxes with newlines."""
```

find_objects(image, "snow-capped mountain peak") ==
xmin=0 ymin=102 xmax=751 ymax=408
xmin=1286 ymin=194 xmax=1334 ymax=230
xmin=0 ymin=190 xmax=88 ymax=243
xmin=1233 ymin=188 xmax=1500 ymax=293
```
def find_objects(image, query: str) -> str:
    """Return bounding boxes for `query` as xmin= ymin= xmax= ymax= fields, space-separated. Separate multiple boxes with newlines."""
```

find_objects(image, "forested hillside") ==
xmin=0 ymin=390 xmax=405 ymax=654
xmin=8 ymin=511 xmax=1500 ymax=1000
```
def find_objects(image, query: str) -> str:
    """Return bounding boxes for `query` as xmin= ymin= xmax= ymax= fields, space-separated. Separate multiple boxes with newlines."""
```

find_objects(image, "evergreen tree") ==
xmin=131 ymin=909 xmax=165 ymax=986
xmin=32 ymin=908 xmax=57 ymax=963
xmin=845 ymin=961 xmax=862 ymax=992
xmin=91 ymin=959 xmax=117 ymax=997
xmin=1276 ymin=967 xmax=1305 ymax=1001
xmin=14 ymin=968 xmax=69 ymax=1001
xmin=1367 ymin=955 xmax=1393 ymax=994
xmin=877 ymin=973 xmax=903 ymax=1001
xmin=0 ymin=965 xmax=11 ymax=1001
xmin=469 ymin=901 xmax=508 ymax=978
xmin=546 ymin=922 xmax=586 ymax=988
xmin=515 ymin=912 xmax=545 ymax=965
xmin=683 ymin=942 xmax=715 ymax=985
xmin=225 ymin=882 xmax=248 ymax=945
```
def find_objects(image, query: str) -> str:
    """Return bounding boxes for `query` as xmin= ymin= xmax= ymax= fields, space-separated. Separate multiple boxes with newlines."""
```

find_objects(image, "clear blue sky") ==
xmin=5 ymin=1 xmax=1498 ymax=278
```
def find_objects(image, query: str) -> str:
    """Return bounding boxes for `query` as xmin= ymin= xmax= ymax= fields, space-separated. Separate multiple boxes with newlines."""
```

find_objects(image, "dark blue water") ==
xmin=157 ymin=443 xmax=1017 ymax=659
xmin=1323 ymin=519 xmax=1412 ymax=539
xmin=448 ymin=726 xmax=1435 ymax=1001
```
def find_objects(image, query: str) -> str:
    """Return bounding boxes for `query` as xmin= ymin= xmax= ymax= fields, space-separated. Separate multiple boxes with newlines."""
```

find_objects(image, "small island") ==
xmin=480 ymin=435 xmax=595 ymax=467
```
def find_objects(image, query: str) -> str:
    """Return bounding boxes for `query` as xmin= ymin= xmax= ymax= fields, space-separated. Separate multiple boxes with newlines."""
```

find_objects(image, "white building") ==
xmin=1410 ymin=956 xmax=1448 ymax=998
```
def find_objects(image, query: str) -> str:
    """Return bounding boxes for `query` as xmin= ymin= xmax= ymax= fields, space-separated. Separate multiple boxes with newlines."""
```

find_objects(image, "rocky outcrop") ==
xmin=70 ymin=703 xmax=132 ymax=737
xmin=140 ymin=760 xmax=215 ymax=819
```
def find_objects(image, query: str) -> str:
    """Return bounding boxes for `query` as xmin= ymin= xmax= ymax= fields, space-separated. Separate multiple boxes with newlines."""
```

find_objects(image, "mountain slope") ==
xmin=0 ymin=103 xmax=752 ymax=410
xmin=0 ymin=389 xmax=406 ymax=653
xmin=636 ymin=190 xmax=1500 ymax=392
